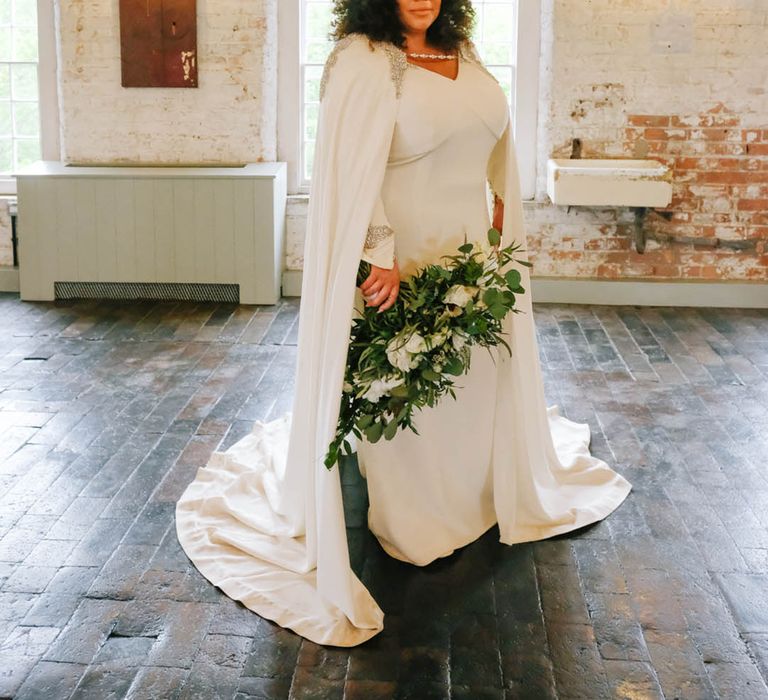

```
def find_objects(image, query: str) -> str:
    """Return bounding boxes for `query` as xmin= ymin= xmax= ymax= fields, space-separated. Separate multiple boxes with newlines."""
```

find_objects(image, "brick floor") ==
xmin=1 ymin=292 xmax=767 ymax=699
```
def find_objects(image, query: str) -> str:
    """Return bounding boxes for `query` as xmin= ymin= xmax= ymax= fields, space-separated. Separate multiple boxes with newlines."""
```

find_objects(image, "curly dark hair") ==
xmin=329 ymin=0 xmax=476 ymax=53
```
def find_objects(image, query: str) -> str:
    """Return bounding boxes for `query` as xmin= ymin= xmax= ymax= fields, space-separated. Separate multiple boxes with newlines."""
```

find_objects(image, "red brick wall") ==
xmin=528 ymin=104 xmax=767 ymax=282
xmin=527 ymin=0 xmax=768 ymax=284
xmin=615 ymin=102 xmax=767 ymax=280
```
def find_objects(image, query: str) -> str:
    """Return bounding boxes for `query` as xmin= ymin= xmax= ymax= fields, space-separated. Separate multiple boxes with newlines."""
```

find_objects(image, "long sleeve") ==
xmin=487 ymin=121 xmax=509 ymax=203
xmin=360 ymin=193 xmax=396 ymax=269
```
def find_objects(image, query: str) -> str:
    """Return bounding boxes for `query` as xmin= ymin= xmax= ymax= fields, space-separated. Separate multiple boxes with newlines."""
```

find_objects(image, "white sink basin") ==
xmin=547 ymin=158 xmax=673 ymax=207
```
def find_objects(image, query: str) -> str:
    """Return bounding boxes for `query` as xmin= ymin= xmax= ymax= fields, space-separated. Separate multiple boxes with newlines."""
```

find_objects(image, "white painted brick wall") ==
xmin=56 ymin=0 xmax=277 ymax=165
xmin=4 ymin=0 xmax=767 ymax=283
xmin=537 ymin=0 xmax=767 ymax=197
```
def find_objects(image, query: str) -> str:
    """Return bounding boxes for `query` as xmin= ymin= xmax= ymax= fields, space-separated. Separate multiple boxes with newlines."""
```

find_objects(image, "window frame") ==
xmin=277 ymin=0 xmax=540 ymax=200
xmin=0 ymin=0 xmax=60 ymax=196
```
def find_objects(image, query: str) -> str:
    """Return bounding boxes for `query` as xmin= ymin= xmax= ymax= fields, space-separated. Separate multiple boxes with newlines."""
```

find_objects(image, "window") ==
xmin=0 ymin=0 xmax=57 ymax=195
xmin=278 ymin=0 xmax=540 ymax=199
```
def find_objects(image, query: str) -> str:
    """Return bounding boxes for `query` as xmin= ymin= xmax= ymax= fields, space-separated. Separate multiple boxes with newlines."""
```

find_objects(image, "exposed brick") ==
xmin=628 ymin=115 xmax=670 ymax=127
xmin=738 ymin=199 xmax=768 ymax=211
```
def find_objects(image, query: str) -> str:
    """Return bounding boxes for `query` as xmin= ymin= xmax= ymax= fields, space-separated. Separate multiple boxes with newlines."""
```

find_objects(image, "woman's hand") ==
xmin=493 ymin=194 xmax=504 ymax=235
xmin=492 ymin=194 xmax=504 ymax=253
xmin=359 ymin=258 xmax=400 ymax=313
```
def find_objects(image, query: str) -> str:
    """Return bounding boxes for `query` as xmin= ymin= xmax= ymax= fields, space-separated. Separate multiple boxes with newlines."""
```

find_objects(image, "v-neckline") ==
xmin=408 ymin=58 xmax=461 ymax=83
xmin=402 ymin=43 xmax=464 ymax=83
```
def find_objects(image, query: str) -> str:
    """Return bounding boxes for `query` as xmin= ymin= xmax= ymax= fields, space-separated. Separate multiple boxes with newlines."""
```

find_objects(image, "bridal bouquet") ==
xmin=324 ymin=227 xmax=532 ymax=469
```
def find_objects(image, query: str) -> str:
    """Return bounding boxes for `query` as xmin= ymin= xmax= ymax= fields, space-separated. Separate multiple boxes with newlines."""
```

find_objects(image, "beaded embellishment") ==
xmin=364 ymin=224 xmax=394 ymax=249
xmin=319 ymin=33 xmax=408 ymax=101
xmin=380 ymin=43 xmax=409 ymax=99
xmin=319 ymin=33 xmax=358 ymax=102
xmin=319 ymin=34 xmax=496 ymax=102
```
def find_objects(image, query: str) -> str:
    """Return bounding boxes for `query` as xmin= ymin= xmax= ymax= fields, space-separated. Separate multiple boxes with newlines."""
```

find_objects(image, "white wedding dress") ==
xmin=355 ymin=56 xmax=631 ymax=566
xmin=175 ymin=36 xmax=632 ymax=647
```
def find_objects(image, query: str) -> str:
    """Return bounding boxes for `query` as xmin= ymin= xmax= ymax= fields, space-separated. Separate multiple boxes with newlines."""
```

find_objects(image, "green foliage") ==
xmin=324 ymin=229 xmax=531 ymax=469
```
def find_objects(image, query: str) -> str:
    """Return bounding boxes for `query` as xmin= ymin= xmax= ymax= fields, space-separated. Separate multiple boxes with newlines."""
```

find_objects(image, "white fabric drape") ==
xmin=177 ymin=37 xmax=396 ymax=646
xmin=175 ymin=34 xmax=631 ymax=648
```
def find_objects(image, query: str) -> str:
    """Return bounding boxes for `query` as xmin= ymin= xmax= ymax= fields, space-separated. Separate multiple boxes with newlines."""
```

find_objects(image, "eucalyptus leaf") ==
xmin=383 ymin=419 xmax=398 ymax=440
xmin=444 ymin=357 xmax=464 ymax=375
xmin=356 ymin=413 xmax=373 ymax=432
xmin=490 ymin=304 xmax=507 ymax=320
xmin=483 ymin=288 xmax=500 ymax=306
xmin=365 ymin=421 xmax=384 ymax=443
xmin=505 ymin=269 xmax=521 ymax=288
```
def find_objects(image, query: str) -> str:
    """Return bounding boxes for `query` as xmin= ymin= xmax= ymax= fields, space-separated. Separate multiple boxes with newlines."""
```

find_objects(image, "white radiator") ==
xmin=14 ymin=161 xmax=286 ymax=304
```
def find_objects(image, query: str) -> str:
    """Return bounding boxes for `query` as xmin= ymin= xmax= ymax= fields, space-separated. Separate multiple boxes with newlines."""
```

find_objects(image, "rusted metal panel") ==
xmin=119 ymin=0 xmax=198 ymax=88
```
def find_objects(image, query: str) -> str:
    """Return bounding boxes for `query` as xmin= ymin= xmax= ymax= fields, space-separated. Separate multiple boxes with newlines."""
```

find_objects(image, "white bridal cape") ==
xmin=175 ymin=33 xmax=632 ymax=647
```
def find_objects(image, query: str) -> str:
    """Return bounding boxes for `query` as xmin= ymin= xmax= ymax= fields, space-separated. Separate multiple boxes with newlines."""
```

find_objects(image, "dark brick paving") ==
xmin=1 ymin=291 xmax=767 ymax=699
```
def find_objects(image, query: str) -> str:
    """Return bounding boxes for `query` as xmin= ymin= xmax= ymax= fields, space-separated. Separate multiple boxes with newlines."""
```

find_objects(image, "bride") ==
xmin=175 ymin=0 xmax=632 ymax=647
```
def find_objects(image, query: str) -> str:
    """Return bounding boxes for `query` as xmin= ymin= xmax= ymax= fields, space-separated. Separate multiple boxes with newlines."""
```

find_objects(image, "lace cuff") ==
xmin=365 ymin=224 xmax=394 ymax=248
xmin=361 ymin=195 xmax=396 ymax=269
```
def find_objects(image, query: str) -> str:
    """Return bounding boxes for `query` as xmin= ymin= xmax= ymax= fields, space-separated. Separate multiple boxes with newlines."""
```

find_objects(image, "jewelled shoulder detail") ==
xmin=378 ymin=42 xmax=408 ymax=99
xmin=319 ymin=32 xmax=409 ymax=101
xmin=459 ymin=39 xmax=500 ymax=85
xmin=319 ymin=33 xmax=359 ymax=102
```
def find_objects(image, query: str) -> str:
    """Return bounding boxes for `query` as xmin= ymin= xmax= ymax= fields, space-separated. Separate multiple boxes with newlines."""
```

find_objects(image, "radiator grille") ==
xmin=54 ymin=281 xmax=240 ymax=303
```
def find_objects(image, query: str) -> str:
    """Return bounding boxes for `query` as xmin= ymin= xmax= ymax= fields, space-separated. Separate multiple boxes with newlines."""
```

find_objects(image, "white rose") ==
xmin=452 ymin=330 xmax=469 ymax=351
xmin=427 ymin=328 xmax=450 ymax=349
xmin=386 ymin=335 xmax=421 ymax=371
xmin=443 ymin=284 xmax=479 ymax=308
xmin=362 ymin=375 xmax=405 ymax=403
xmin=404 ymin=331 xmax=427 ymax=354
xmin=342 ymin=381 xmax=354 ymax=393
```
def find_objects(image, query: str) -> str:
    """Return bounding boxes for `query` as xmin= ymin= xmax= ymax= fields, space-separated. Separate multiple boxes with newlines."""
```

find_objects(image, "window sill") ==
xmin=0 ymin=178 xmax=16 ymax=196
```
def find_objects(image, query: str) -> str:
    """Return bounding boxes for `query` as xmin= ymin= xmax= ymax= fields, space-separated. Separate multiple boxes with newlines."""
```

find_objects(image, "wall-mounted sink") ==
xmin=547 ymin=158 xmax=673 ymax=208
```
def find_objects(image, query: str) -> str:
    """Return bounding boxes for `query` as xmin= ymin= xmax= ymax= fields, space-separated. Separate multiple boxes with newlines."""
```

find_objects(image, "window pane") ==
xmin=482 ymin=4 xmax=515 ymax=42
xmin=481 ymin=42 xmax=513 ymax=65
xmin=15 ymin=136 xmax=39 ymax=168
xmin=305 ymin=3 xmax=332 ymax=41
xmin=0 ymin=100 xmax=10 ymax=136
xmin=12 ymin=25 xmax=36 ymax=61
xmin=0 ymin=64 xmax=9 ymax=98
xmin=304 ymin=65 xmax=321 ymax=103
xmin=0 ymin=137 xmax=11 ymax=171
xmin=13 ymin=0 xmax=36 ymax=27
xmin=304 ymin=102 xmax=318 ymax=141
xmin=0 ymin=28 xmax=10 ymax=61
xmin=10 ymin=62 xmax=35 ymax=99
xmin=0 ymin=1 xmax=41 ymax=175
xmin=305 ymin=40 xmax=332 ymax=64
xmin=13 ymin=99 xmax=37 ymax=136
xmin=304 ymin=140 xmax=315 ymax=181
